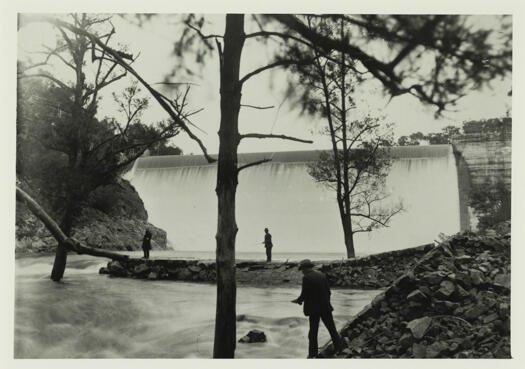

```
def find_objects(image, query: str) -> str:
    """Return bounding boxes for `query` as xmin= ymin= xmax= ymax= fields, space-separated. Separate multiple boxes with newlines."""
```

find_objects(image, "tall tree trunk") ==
xmin=213 ymin=14 xmax=245 ymax=359
xmin=50 ymin=243 xmax=68 ymax=282
xmin=338 ymin=24 xmax=354 ymax=260
xmin=338 ymin=199 xmax=355 ymax=258
xmin=342 ymin=215 xmax=355 ymax=258
xmin=50 ymin=201 xmax=75 ymax=281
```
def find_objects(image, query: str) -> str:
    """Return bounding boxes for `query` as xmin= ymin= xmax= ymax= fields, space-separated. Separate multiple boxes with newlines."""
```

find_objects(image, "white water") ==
xmin=129 ymin=146 xmax=461 ymax=255
xmin=15 ymin=254 xmax=380 ymax=358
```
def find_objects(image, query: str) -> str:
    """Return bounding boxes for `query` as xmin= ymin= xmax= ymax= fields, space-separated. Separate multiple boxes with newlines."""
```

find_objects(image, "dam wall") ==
xmin=127 ymin=145 xmax=463 ymax=256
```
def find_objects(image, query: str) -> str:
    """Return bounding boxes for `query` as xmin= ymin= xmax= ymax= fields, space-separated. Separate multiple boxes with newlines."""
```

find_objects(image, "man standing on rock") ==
xmin=263 ymin=228 xmax=273 ymax=262
xmin=142 ymin=229 xmax=152 ymax=259
xmin=292 ymin=259 xmax=344 ymax=358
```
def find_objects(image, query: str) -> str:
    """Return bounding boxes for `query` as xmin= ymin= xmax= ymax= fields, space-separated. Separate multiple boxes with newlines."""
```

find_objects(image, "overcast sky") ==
xmin=18 ymin=14 xmax=512 ymax=155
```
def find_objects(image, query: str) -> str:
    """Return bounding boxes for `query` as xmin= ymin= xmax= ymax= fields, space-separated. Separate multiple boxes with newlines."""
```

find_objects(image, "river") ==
xmin=15 ymin=254 xmax=380 ymax=358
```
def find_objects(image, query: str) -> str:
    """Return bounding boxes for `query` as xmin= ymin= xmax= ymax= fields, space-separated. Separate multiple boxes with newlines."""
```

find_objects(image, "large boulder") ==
xmin=238 ymin=329 xmax=267 ymax=343
xmin=107 ymin=260 xmax=128 ymax=277
xmin=406 ymin=316 xmax=432 ymax=339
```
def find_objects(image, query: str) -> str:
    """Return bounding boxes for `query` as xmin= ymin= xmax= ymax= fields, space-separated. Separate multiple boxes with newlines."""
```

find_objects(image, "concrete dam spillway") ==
xmin=127 ymin=145 xmax=464 ymax=256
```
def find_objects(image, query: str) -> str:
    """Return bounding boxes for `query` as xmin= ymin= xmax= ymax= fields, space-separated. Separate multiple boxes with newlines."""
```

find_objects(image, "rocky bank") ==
xmin=319 ymin=232 xmax=510 ymax=358
xmin=16 ymin=179 xmax=167 ymax=254
xmin=97 ymin=231 xmax=511 ymax=358
xmin=99 ymin=243 xmax=434 ymax=288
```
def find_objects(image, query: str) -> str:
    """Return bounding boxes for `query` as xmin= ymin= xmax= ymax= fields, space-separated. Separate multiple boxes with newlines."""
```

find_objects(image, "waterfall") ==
xmin=128 ymin=145 xmax=461 ymax=255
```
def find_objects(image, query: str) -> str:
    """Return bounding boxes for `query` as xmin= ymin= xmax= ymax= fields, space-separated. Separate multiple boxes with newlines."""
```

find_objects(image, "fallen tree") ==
xmin=16 ymin=186 xmax=129 ymax=263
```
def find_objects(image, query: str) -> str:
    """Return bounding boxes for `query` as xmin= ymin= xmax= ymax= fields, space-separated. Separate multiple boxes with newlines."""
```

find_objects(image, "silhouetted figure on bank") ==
xmin=142 ymin=229 xmax=152 ymax=259
xmin=263 ymin=228 xmax=273 ymax=262
xmin=292 ymin=259 xmax=344 ymax=358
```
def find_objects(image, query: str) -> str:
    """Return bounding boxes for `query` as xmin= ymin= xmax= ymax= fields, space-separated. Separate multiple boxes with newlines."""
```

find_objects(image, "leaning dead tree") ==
xmin=16 ymin=186 xmax=129 ymax=261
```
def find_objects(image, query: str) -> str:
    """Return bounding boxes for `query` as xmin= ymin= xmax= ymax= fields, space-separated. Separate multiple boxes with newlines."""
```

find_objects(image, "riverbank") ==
xmin=16 ymin=179 xmax=167 ymax=254
xmin=99 ymin=243 xmax=434 ymax=288
xmin=319 ymin=232 xmax=511 ymax=358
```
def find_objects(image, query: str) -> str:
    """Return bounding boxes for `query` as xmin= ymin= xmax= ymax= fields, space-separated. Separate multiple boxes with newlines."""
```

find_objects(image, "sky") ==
xmin=17 ymin=13 xmax=512 ymax=155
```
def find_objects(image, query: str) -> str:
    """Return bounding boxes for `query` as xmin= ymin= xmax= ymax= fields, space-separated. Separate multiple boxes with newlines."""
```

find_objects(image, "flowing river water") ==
xmin=15 ymin=254 xmax=380 ymax=358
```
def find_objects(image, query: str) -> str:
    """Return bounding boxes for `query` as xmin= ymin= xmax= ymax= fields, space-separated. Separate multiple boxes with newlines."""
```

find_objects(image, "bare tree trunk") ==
xmin=50 ymin=243 xmax=68 ymax=281
xmin=338 ymin=23 xmax=355 ymax=261
xmin=213 ymin=14 xmax=244 ymax=359
xmin=50 ymin=202 xmax=74 ymax=281
xmin=342 ymin=216 xmax=355 ymax=258
xmin=337 ymin=199 xmax=355 ymax=258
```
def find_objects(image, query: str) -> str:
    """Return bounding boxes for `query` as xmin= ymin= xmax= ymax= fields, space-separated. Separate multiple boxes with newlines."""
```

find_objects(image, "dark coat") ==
xmin=142 ymin=231 xmax=152 ymax=250
xmin=297 ymin=269 xmax=334 ymax=316
xmin=264 ymin=233 xmax=273 ymax=248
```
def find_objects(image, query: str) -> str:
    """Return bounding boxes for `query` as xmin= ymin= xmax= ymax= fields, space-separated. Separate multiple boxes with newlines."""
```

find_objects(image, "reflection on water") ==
xmin=15 ymin=255 xmax=380 ymax=358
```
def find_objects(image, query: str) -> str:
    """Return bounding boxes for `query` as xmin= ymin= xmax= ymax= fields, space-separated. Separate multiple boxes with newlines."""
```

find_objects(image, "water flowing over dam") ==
xmin=127 ymin=145 xmax=463 ymax=256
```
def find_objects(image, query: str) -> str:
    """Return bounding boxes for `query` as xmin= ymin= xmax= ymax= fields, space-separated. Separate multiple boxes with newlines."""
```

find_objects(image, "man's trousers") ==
xmin=307 ymin=311 xmax=341 ymax=358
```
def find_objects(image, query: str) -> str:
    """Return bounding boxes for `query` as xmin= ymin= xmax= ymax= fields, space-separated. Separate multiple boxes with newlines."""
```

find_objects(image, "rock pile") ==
xmin=320 ymin=244 xmax=434 ymax=289
xmin=100 ymin=259 xmax=218 ymax=281
xmin=319 ymin=233 xmax=510 ymax=358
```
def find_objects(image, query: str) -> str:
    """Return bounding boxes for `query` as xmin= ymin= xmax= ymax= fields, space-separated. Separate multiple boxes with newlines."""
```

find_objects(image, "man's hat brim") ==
xmin=298 ymin=260 xmax=314 ymax=270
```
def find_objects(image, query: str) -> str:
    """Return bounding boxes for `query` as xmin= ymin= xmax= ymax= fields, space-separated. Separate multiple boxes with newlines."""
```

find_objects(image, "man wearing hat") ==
xmin=262 ymin=228 xmax=273 ymax=262
xmin=292 ymin=259 xmax=343 ymax=358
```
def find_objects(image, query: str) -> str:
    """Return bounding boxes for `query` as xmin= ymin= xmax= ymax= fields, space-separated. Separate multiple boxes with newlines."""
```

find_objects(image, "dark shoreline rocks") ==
xmin=318 ymin=232 xmax=510 ymax=359
xmin=99 ymin=243 xmax=435 ymax=288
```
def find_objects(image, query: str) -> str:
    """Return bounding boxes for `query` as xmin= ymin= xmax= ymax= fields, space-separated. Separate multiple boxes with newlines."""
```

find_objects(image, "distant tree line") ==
xmin=397 ymin=117 xmax=511 ymax=146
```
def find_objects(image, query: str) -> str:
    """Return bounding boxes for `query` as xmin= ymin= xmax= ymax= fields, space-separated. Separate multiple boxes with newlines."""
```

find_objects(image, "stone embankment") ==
xmin=319 ymin=232 xmax=510 ymax=358
xmin=99 ymin=243 xmax=434 ymax=288
xmin=321 ymin=244 xmax=434 ymax=288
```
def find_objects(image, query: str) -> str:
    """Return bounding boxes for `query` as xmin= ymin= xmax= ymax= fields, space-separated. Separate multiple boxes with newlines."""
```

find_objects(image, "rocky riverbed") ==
xmin=99 ymin=243 xmax=434 ymax=288
xmin=319 ymin=232 xmax=510 ymax=358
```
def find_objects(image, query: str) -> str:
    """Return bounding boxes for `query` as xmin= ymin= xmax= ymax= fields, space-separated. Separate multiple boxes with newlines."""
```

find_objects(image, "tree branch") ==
xmin=94 ymin=71 xmax=127 ymax=91
xmin=16 ymin=186 xmax=129 ymax=261
xmin=239 ymin=58 xmax=313 ymax=85
xmin=42 ymin=45 xmax=76 ymax=71
xmin=240 ymin=104 xmax=275 ymax=110
xmin=240 ymin=133 xmax=313 ymax=144
xmin=245 ymin=30 xmax=315 ymax=49
xmin=185 ymin=21 xmax=223 ymax=40
xmin=19 ymin=73 xmax=71 ymax=90
xmin=31 ymin=16 xmax=217 ymax=163
xmin=237 ymin=158 xmax=272 ymax=173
